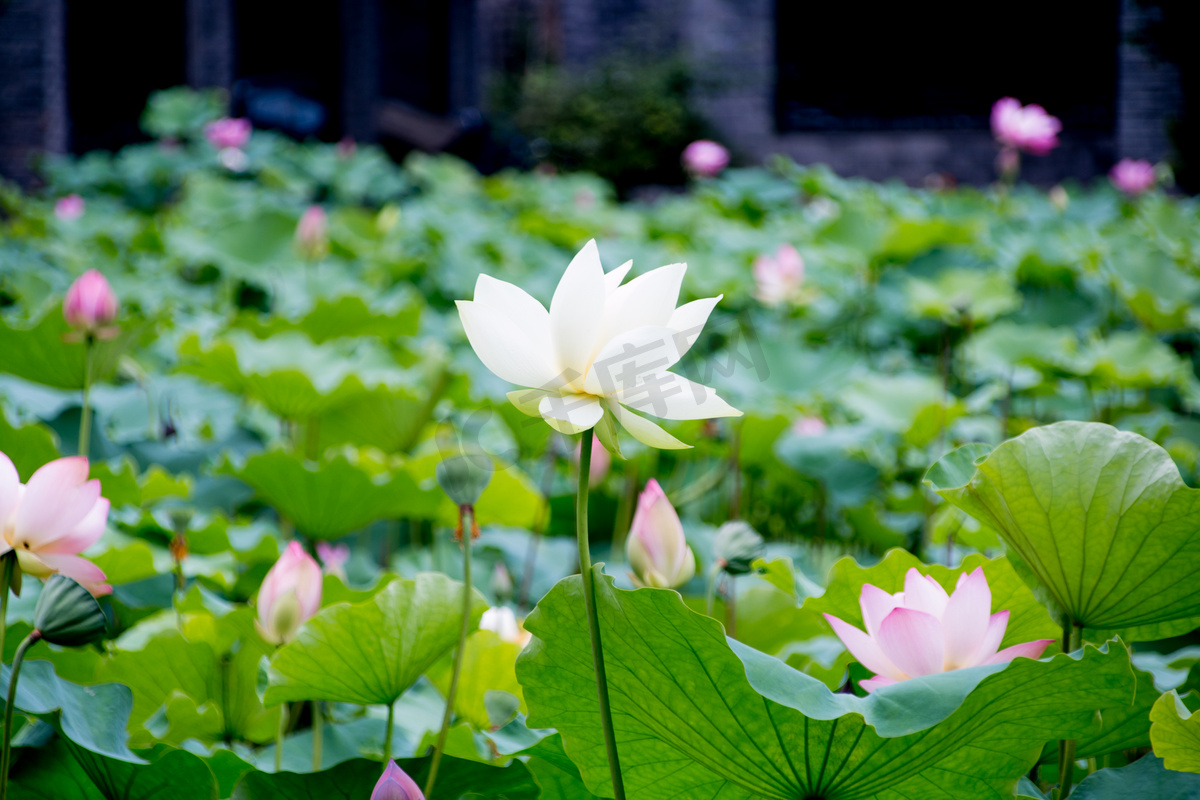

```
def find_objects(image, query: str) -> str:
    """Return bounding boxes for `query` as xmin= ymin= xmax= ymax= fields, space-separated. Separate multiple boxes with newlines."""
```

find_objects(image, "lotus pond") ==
xmin=0 ymin=92 xmax=1199 ymax=799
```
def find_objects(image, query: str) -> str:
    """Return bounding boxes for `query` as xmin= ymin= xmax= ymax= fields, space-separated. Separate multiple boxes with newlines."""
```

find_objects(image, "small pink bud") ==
xmin=337 ymin=136 xmax=357 ymax=159
xmin=753 ymin=244 xmax=805 ymax=306
xmin=295 ymin=205 xmax=329 ymax=259
xmin=1110 ymin=158 xmax=1156 ymax=195
xmin=682 ymin=140 xmax=730 ymax=178
xmin=204 ymin=117 xmax=252 ymax=150
xmin=626 ymin=479 xmax=695 ymax=589
xmin=372 ymin=760 xmax=424 ymax=800
xmin=316 ymin=541 xmax=349 ymax=581
xmin=256 ymin=541 xmax=323 ymax=645
xmin=54 ymin=194 xmax=85 ymax=221
xmin=990 ymin=97 xmax=1061 ymax=156
xmin=63 ymin=270 xmax=119 ymax=337
xmin=573 ymin=436 xmax=610 ymax=487
xmin=792 ymin=416 xmax=827 ymax=437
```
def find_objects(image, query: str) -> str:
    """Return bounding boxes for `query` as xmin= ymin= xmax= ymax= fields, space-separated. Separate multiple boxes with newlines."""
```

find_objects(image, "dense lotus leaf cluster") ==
xmin=0 ymin=88 xmax=1196 ymax=797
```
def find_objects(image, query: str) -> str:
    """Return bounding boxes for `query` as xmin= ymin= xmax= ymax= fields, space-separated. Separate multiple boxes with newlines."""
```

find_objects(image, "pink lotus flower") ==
xmin=0 ymin=454 xmax=110 ymax=596
xmin=754 ymin=244 xmax=805 ymax=306
xmin=54 ymin=194 xmax=85 ymax=221
xmin=204 ymin=117 xmax=252 ymax=150
xmin=682 ymin=140 xmax=730 ymax=178
xmin=823 ymin=567 xmax=1053 ymax=693
xmin=256 ymin=541 xmax=322 ymax=645
xmin=574 ymin=435 xmax=610 ymax=487
xmin=792 ymin=416 xmax=827 ymax=437
xmin=626 ymin=479 xmax=695 ymax=589
xmin=316 ymin=541 xmax=349 ymax=581
xmin=63 ymin=270 xmax=119 ymax=338
xmin=1110 ymin=158 xmax=1156 ymax=195
xmin=990 ymin=98 xmax=1061 ymax=155
xmin=372 ymin=760 xmax=424 ymax=800
xmin=295 ymin=205 xmax=329 ymax=259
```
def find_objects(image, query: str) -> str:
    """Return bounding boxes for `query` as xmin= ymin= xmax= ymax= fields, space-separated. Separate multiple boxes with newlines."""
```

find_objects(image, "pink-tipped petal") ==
xmin=941 ymin=567 xmax=992 ymax=670
xmin=859 ymin=675 xmax=897 ymax=694
xmin=983 ymin=638 xmax=1054 ymax=666
xmin=41 ymin=497 xmax=109 ymax=554
xmin=372 ymin=760 xmax=424 ymax=800
xmin=823 ymin=613 xmax=905 ymax=680
xmin=36 ymin=552 xmax=110 ymax=595
xmin=859 ymin=584 xmax=903 ymax=638
xmin=0 ymin=453 xmax=19 ymax=525
xmin=969 ymin=610 xmax=1010 ymax=667
xmin=876 ymin=607 xmax=945 ymax=678
xmin=16 ymin=460 xmax=99 ymax=545
xmin=902 ymin=569 xmax=949 ymax=618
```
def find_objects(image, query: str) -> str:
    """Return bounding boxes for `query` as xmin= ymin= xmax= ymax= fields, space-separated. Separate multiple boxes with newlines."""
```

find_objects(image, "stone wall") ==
xmin=0 ymin=0 xmax=66 ymax=185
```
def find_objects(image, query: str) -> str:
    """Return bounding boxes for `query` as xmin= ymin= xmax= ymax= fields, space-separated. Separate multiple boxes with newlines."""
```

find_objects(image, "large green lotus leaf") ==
xmin=0 ymin=408 xmax=59 ymax=481
xmin=231 ymin=754 xmax=539 ymax=800
xmin=176 ymin=330 xmax=408 ymax=419
xmin=316 ymin=386 xmax=427 ymax=454
xmin=219 ymin=449 xmax=441 ymax=539
xmin=1070 ymin=331 xmax=1194 ymax=390
xmin=1108 ymin=246 xmax=1200 ymax=331
xmin=925 ymin=422 xmax=1200 ymax=636
xmin=803 ymin=550 xmax=1061 ymax=655
xmin=265 ymin=573 xmax=487 ymax=706
xmin=1074 ymin=664 xmax=1162 ymax=759
xmin=518 ymin=569 xmax=1136 ymax=800
xmin=1150 ymin=690 xmax=1200 ymax=772
xmin=10 ymin=739 xmax=218 ymax=800
xmin=0 ymin=306 xmax=135 ymax=390
xmin=523 ymin=735 xmax=602 ymax=800
xmin=89 ymin=458 xmax=191 ymax=509
xmin=428 ymin=629 xmax=525 ymax=729
xmin=959 ymin=321 xmax=1076 ymax=386
xmin=1 ymin=660 xmax=141 ymax=762
xmin=1070 ymin=754 xmax=1200 ymax=799
xmin=235 ymin=293 xmax=421 ymax=344
xmin=903 ymin=268 xmax=1020 ymax=326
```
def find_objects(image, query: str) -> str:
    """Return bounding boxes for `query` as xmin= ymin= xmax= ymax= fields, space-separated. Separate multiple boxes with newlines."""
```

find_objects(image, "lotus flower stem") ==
xmin=383 ymin=701 xmax=395 ymax=765
xmin=275 ymin=702 xmax=287 ymax=771
xmin=705 ymin=561 xmax=721 ymax=618
xmin=78 ymin=337 xmax=94 ymax=458
xmin=576 ymin=432 xmax=627 ymax=800
xmin=1 ymin=630 xmax=41 ymax=799
xmin=312 ymin=701 xmax=323 ymax=770
xmin=0 ymin=554 xmax=13 ymax=664
xmin=424 ymin=504 xmax=474 ymax=798
xmin=724 ymin=576 xmax=737 ymax=640
xmin=1057 ymin=618 xmax=1082 ymax=797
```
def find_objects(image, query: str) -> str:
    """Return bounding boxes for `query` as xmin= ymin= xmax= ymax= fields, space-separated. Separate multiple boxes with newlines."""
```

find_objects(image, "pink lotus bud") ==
xmin=823 ymin=567 xmax=1054 ymax=693
xmin=990 ymin=97 xmax=1061 ymax=155
xmin=1110 ymin=158 xmax=1156 ymax=195
xmin=54 ymin=194 xmax=85 ymax=221
xmin=337 ymin=136 xmax=357 ymax=159
xmin=295 ymin=205 xmax=329 ymax=259
xmin=626 ymin=479 xmax=696 ymax=589
xmin=0 ymin=453 xmax=111 ymax=596
xmin=792 ymin=416 xmax=827 ymax=437
xmin=682 ymin=140 xmax=730 ymax=178
xmin=480 ymin=606 xmax=531 ymax=647
xmin=753 ymin=244 xmax=805 ymax=306
xmin=256 ymin=541 xmax=322 ymax=645
xmin=204 ymin=117 xmax=252 ymax=150
xmin=316 ymin=541 xmax=349 ymax=582
xmin=372 ymin=760 xmax=424 ymax=800
xmin=573 ymin=436 xmax=610 ymax=487
xmin=63 ymin=270 xmax=119 ymax=337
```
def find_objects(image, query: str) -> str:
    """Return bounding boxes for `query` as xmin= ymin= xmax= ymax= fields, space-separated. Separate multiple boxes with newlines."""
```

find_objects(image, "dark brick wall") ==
xmin=0 ymin=0 xmax=65 ymax=185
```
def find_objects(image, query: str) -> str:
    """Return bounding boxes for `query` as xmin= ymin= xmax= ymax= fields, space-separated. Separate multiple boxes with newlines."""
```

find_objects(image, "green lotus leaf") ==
xmin=1070 ymin=754 xmax=1200 ymax=799
xmin=265 ymin=573 xmax=487 ymax=706
xmin=231 ymin=754 xmax=539 ymax=800
xmin=428 ymin=629 xmax=525 ymax=729
xmin=177 ymin=330 xmax=409 ymax=419
xmin=219 ymin=449 xmax=441 ymax=540
xmin=517 ymin=568 xmax=1135 ymax=800
xmin=234 ymin=293 xmax=421 ymax=344
xmin=0 ymin=408 xmax=59 ymax=481
xmin=89 ymin=458 xmax=191 ymax=509
xmin=1071 ymin=331 xmax=1194 ymax=390
xmin=9 ymin=739 xmax=218 ymax=800
xmin=1075 ymin=664 xmax=1162 ymax=759
xmin=904 ymin=267 xmax=1021 ymax=326
xmin=925 ymin=422 xmax=1200 ymax=636
xmin=802 ymin=550 xmax=1061 ymax=656
xmin=1150 ymin=690 xmax=1200 ymax=773
xmin=0 ymin=306 xmax=136 ymax=390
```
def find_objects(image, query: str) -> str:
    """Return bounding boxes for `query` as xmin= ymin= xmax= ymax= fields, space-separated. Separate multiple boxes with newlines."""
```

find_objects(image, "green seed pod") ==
xmin=436 ymin=454 xmax=493 ymax=507
xmin=33 ymin=575 xmax=107 ymax=647
xmin=713 ymin=521 xmax=765 ymax=576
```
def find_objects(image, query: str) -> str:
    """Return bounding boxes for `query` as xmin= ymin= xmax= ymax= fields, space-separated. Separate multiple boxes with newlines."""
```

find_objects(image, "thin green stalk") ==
xmin=724 ymin=575 xmax=738 ymax=640
xmin=312 ymin=700 xmax=323 ymax=770
xmin=0 ymin=554 xmax=14 ymax=663
xmin=705 ymin=561 xmax=722 ymax=618
xmin=383 ymin=701 xmax=395 ymax=765
xmin=78 ymin=337 xmax=94 ymax=457
xmin=275 ymin=702 xmax=287 ymax=772
xmin=1058 ymin=619 xmax=1082 ymax=797
xmin=576 ymin=432 xmax=626 ymax=800
xmin=1 ymin=631 xmax=41 ymax=800
xmin=424 ymin=504 xmax=474 ymax=798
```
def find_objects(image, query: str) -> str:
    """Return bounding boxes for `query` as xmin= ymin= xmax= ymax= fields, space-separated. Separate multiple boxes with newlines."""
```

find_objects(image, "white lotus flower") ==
xmin=456 ymin=240 xmax=740 ymax=449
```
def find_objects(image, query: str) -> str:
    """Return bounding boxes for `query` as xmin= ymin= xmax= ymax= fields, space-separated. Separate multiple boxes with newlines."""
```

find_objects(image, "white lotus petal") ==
xmin=507 ymin=389 xmax=553 ymax=417
xmin=615 ymin=372 xmax=740 ymax=420
xmin=457 ymin=301 xmax=561 ymax=389
xmin=538 ymin=393 xmax=604 ymax=435
xmin=604 ymin=260 xmax=633 ymax=294
xmin=550 ymin=240 xmax=606 ymax=380
xmin=599 ymin=263 xmax=686 ymax=343
xmin=583 ymin=325 xmax=681 ymax=395
xmin=607 ymin=400 xmax=690 ymax=449
xmin=474 ymin=274 xmax=550 ymax=348
xmin=668 ymin=296 xmax=721 ymax=357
